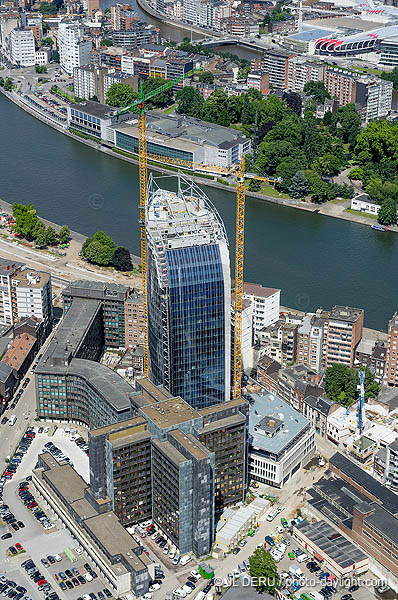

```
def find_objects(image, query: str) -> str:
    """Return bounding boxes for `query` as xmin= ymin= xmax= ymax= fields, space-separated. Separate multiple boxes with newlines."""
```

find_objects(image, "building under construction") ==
xmin=146 ymin=173 xmax=231 ymax=410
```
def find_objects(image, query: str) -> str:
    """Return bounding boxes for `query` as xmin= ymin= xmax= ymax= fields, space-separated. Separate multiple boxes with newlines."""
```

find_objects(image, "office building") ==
xmin=111 ymin=24 xmax=159 ymax=50
xmin=384 ymin=312 xmax=398 ymax=386
xmin=58 ymin=20 xmax=92 ymax=75
xmin=12 ymin=270 xmax=53 ymax=335
xmin=248 ymin=388 xmax=315 ymax=488
xmin=67 ymin=101 xmax=129 ymax=142
xmin=325 ymin=306 xmax=364 ymax=368
xmin=88 ymin=379 xmax=248 ymax=554
xmin=111 ymin=4 xmax=139 ymax=30
xmin=9 ymin=28 xmax=35 ymax=66
xmin=242 ymin=283 xmax=280 ymax=337
xmin=145 ymin=173 xmax=231 ymax=410
xmin=297 ymin=312 xmax=327 ymax=373
xmin=33 ymin=454 xmax=151 ymax=597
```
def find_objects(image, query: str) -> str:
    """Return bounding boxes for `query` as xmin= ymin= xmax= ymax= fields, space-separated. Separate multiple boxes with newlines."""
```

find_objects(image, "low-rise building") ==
xmin=35 ymin=47 xmax=51 ymax=65
xmin=2 ymin=332 xmax=36 ymax=380
xmin=293 ymin=520 xmax=368 ymax=578
xmin=0 ymin=362 xmax=17 ymax=413
xmin=67 ymin=100 xmax=129 ymax=141
xmin=351 ymin=193 xmax=381 ymax=216
xmin=277 ymin=363 xmax=323 ymax=412
xmin=355 ymin=337 xmax=386 ymax=383
xmin=327 ymin=405 xmax=359 ymax=446
xmin=248 ymin=388 xmax=315 ymax=488
xmin=242 ymin=283 xmax=280 ymax=337
xmin=303 ymin=395 xmax=338 ymax=438
xmin=215 ymin=498 xmax=270 ymax=552
xmin=256 ymin=356 xmax=281 ymax=395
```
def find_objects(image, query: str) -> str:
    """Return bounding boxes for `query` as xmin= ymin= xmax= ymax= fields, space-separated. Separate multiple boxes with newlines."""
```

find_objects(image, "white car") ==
xmin=181 ymin=585 xmax=192 ymax=595
xmin=277 ymin=526 xmax=284 ymax=533
xmin=163 ymin=546 xmax=169 ymax=554
xmin=143 ymin=594 xmax=152 ymax=600
xmin=169 ymin=550 xmax=176 ymax=559
xmin=190 ymin=570 xmax=200 ymax=580
xmin=75 ymin=547 xmax=83 ymax=555
xmin=84 ymin=573 xmax=93 ymax=582
xmin=151 ymin=532 xmax=158 ymax=539
xmin=54 ymin=554 xmax=62 ymax=562
xmin=174 ymin=589 xmax=187 ymax=598
xmin=149 ymin=584 xmax=160 ymax=592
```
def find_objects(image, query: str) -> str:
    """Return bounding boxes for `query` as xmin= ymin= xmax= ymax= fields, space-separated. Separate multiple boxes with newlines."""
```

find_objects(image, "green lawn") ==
xmin=163 ymin=104 xmax=177 ymax=115
xmin=345 ymin=208 xmax=378 ymax=220
xmin=259 ymin=184 xmax=290 ymax=199
xmin=329 ymin=197 xmax=347 ymax=204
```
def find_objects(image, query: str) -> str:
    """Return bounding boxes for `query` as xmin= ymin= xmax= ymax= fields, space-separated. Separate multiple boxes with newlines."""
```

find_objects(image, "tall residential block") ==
xmin=325 ymin=306 xmax=364 ymax=368
xmin=9 ymin=27 xmax=35 ymax=66
xmin=58 ymin=20 xmax=92 ymax=75
xmin=12 ymin=270 xmax=53 ymax=335
xmin=384 ymin=312 xmax=398 ymax=386
xmin=146 ymin=173 xmax=231 ymax=410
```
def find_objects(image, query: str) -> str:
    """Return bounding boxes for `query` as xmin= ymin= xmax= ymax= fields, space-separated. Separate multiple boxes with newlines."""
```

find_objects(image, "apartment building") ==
xmin=242 ymin=283 xmax=280 ymax=337
xmin=220 ymin=16 xmax=259 ymax=36
xmin=11 ymin=270 xmax=53 ymax=335
xmin=287 ymin=56 xmax=324 ymax=92
xmin=124 ymin=290 xmax=142 ymax=350
xmin=111 ymin=3 xmax=139 ymax=30
xmin=277 ymin=364 xmax=323 ymax=412
xmin=249 ymin=388 xmax=315 ymax=488
xmin=165 ymin=57 xmax=193 ymax=89
xmin=0 ymin=259 xmax=22 ymax=326
xmin=303 ymin=395 xmax=337 ymax=438
xmin=258 ymin=48 xmax=294 ymax=90
xmin=297 ymin=312 xmax=326 ymax=372
xmin=324 ymin=68 xmax=358 ymax=106
xmin=365 ymin=78 xmax=393 ymax=121
xmin=9 ymin=27 xmax=35 ymax=66
xmin=121 ymin=53 xmax=150 ymax=78
xmin=58 ymin=20 xmax=92 ymax=75
xmin=383 ymin=312 xmax=398 ymax=386
xmin=73 ymin=65 xmax=109 ymax=102
xmin=35 ymin=47 xmax=51 ymax=65
xmin=355 ymin=338 xmax=386 ymax=383
xmin=325 ymin=306 xmax=364 ymax=368
xmin=256 ymin=356 xmax=280 ymax=395
xmin=247 ymin=71 xmax=269 ymax=95
xmin=257 ymin=318 xmax=298 ymax=366
xmin=111 ymin=24 xmax=159 ymax=50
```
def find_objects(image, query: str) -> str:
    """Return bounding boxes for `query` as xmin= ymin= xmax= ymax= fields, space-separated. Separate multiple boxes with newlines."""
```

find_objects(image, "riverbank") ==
xmin=1 ymin=85 xmax=394 ymax=235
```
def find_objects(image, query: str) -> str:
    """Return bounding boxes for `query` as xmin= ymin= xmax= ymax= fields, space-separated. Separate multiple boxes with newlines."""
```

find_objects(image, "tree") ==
xmin=314 ymin=153 xmax=341 ymax=177
xmin=34 ymin=228 xmax=47 ymax=248
xmin=12 ymin=203 xmax=38 ymax=238
xmin=176 ymin=87 xmax=204 ymax=117
xmin=349 ymin=166 xmax=364 ymax=181
xmin=248 ymin=178 xmax=261 ymax=192
xmin=41 ymin=37 xmax=53 ymax=46
xmin=59 ymin=225 xmax=70 ymax=244
xmin=288 ymin=170 xmax=309 ymax=199
xmin=35 ymin=65 xmax=47 ymax=74
xmin=304 ymin=81 xmax=330 ymax=104
xmin=381 ymin=66 xmax=398 ymax=90
xmin=45 ymin=226 xmax=58 ymax=246
xmin=249 ymin=547 xmax=279 ymax=594
xmin=199 ymin=71 xmax=214 ymax=84
xmin=84 ymin=240 xmax=114 ymax=266
xmin=283 ymin=91 xmax=302 ymax=116
xmin=325 ymin=364 xmax=380 ymax=405
xmin=106 ymin=83 xmax=137 ymax=108
xmin=237 ymin=65 xmax=250 ymax=82
xmin=4 ymin=78 xmax=14 ymax=92
xmin=305 ymin=170 xmax=330 ymax=203
xmin=336 ymin=104 xmax=361 ymax=146
xmin=89 ymin=95 xmax=99 ymax=102
xmin=276 ymin=158 xmax=307 ymax=192
xmin=378 ymin=198 xmax=398 ymax=226
xmin=52 ymin=50 xmax=59 ymax=63
xmin=142 ymin=77 xmax=173 ymax=108
xmin=354 ymin=120 xmax=398 ymax=164
xmin=113 ymin=246 xmax=133 ymax=271
xmin=100 ymin=38 xmax=113 ymax=47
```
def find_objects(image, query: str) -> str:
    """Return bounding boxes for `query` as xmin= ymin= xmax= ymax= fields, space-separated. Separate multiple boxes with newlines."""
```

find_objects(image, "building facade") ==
xmin=384 ymin=312 xmax=398 ymax=386
xmin=12 ymin=270 xmax=53 ymax=335
xmin=59 ymin=20 xmax=92 ymax=75
xmin=325 ymin=306 xmax=364 ymax=368
xmin=9 ymin=28 xmax=35 ymax=66
xmin=146 ymin=173 xmax=231 ymax=410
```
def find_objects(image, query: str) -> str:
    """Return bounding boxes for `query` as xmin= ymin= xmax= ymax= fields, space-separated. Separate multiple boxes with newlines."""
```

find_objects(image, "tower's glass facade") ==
xmin=146 ymin=174 xmax=231 ymax=410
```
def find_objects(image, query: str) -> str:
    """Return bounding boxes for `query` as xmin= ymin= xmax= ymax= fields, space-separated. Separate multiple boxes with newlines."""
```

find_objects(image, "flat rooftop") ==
xmin=12 ymin=270 xmax=50 ymax=288
xmin=168 ymin=429 xmax=211 ymax=461
xmin=90 ymin=416 xmax=147 ymax=438
xmin=329 ymin=306 xmax=364 ymax=323
xmin=140 ymin=396 xmax=201 ymax=429
xmin=295 ymin=520 xmax=367 ymax=568
xmin=70 ymin=100 xmax=116 ymax=119
xmin=249 ymin=390 xmax=310 ymax=455
xmin=151 ymin=438 xmax=188 ymax=466
xmin=41 ymin=453 xmax=88 ymax=503
xmin=243 ymin=282 xmax=280 ymax=298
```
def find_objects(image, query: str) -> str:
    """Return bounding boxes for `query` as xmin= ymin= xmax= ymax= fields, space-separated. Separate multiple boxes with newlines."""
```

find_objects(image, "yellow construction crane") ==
xmin=117 ymin=69 xmax=201 ymax=377
xmin=233 ymin=157 xmax=245 ymax=399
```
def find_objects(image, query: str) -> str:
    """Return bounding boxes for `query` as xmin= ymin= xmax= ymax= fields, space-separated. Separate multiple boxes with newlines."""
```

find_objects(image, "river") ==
xmin=1 ymin=94 xmax=397 ymax=331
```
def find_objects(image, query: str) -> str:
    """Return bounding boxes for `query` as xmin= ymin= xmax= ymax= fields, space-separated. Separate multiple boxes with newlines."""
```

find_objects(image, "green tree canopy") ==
xmin=304 ymin=81 xmax=330 ymax=104
xmin=142 ymin=77 xmax=173 ymax=108
xmin=248 ymin=178 xmax=261 ymax=192
xmin=325 ymin=364 xmax=380 ymax=406
xmin=175 ymin=87 xmax=204 ymax=117
xmin=289 ymin=170 xmax=309 ymax=199
xmin=113 ymin=246 xmax=133 ymax=271
xmin=349 ymin=166 xmax=364 ymax=181
xmin=59 ymin=225 xmax=70 ymax=244
xmin=199 ymin=71 xmax=214 ymax=84
xmin=12 ymin=203 xmax=38 ymax=238
xmin=100 ymin=38 xmax=113 ymax=47
xmin=106 ymin=83 xmax=138 ymax=108
xmin=84 ymin=240 xmax=114 ymax=266
xmin=45 ymin=226 xmax=58 ymax=246
xmin=354 ymin=120 xmax=398 ymax=164
xmin=314 ymin=153 xmax=342 ymax=177
xmin=378 ymin=198 xmax=397 ymax=226
xmin=249 ymin=547 xmax=279 ymax=594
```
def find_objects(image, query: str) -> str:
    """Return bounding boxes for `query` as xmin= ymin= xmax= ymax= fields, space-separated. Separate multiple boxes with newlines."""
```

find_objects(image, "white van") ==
xmin=8 ymin=415 xmax=16 ymax=426
xmin=180 ymin=555 xmax=192 ymax=566
xmin=267 ymin=508 xmax=279 ymax=522
xmin=297 ymin=553 xmax=308 ymax=563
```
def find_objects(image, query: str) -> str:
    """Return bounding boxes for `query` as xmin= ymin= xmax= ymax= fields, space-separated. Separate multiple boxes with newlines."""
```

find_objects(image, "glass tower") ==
xmin=146 ymin=173 xmax=231 ymax=410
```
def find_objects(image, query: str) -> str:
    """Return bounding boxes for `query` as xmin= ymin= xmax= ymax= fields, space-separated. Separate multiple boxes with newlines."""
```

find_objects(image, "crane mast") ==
xmin=233 ymin=157 xmax=246 ymax=399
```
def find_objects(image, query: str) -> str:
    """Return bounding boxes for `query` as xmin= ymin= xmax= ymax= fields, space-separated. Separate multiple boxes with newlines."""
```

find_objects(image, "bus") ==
xmin=8 ymin=415 xmax=17 ymax=426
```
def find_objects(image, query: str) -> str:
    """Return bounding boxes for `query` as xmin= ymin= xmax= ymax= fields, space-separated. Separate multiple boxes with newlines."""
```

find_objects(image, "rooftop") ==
xmin=2 ymin=333 xmax=35 ymax=371
xmin=140 ymin=396 xmax=201 ymax=429
xmin=249 ymin=390 xmax=310 ymax=455
xmin=329 ymin=306 xmax=364 ymax=323
xmin=168 ymin=429 xmax=211 ymax=461
xmin=303 ymin=395 xmax=335 ymax=417
xmin=70 ymin=100 xmax=116 ymax=119
xmin=295 ymin=520 xmax=367 ymax=568
xmin=151 ymin=438 xmax=188 ymax=466
xmin=90 ymin=416 xmax=147 ymax=438
xmin=242 ymin=282 xmax=280 ymax=299
xmin=0 ymin=361 xmax=13 ymax=383
xmin=364 ymin=504 xmax=398 ymax=545
xmin=146 ymin=172 xmax=228 ymax=252
xmin=12 ymin=270 xmax=50 ymax=289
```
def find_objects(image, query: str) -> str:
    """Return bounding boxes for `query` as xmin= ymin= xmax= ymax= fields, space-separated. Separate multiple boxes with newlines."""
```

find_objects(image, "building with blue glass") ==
xmin=146 ymin=173 xmax=231 ymax=410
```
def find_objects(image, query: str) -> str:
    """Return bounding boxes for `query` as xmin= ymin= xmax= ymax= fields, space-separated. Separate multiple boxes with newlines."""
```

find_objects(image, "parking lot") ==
xmin=0 ymin=428 xmax=115 ymax=600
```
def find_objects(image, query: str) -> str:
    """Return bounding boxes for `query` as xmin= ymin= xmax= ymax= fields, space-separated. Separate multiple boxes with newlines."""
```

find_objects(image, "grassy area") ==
xmin=51 ymin=85 xmax=76 ymax=103
xmin=259 ymin=184 xmax=290 ymax=199
xmin=69 ymin=128 xmax=100 ymax=143
xmin=345 ymin=208 xmax=378 ymax=220
xmin=162 ymin=103 xmax=177 ymax=115
xmin=329 ymin=197 xmax=347 ymax=204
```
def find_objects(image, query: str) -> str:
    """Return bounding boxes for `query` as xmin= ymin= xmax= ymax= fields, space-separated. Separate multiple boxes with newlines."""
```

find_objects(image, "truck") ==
xmin=289 ymin=565 xmax=304 ymax=578
xmin=8 ymin=415 xmax=16 ymax=426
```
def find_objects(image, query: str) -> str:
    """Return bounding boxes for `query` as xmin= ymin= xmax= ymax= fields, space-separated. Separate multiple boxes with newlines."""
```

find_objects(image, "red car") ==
xmin=15 ymin=543 xmax=22 ymax=551
xmin=37 ymin=580 xmax=47 ymax=586
xmin=27 ymin=502 xmax=37 ymax=509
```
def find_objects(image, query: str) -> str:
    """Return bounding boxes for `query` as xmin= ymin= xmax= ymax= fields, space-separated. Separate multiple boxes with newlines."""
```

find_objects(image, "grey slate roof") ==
xmin=304 ymin=395 xmax=334 ymax=416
